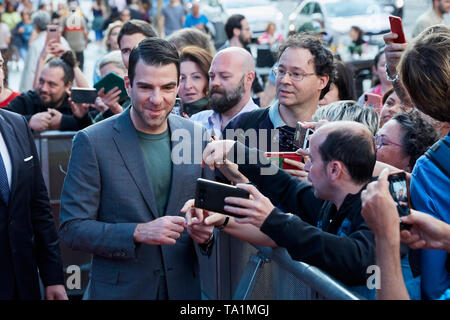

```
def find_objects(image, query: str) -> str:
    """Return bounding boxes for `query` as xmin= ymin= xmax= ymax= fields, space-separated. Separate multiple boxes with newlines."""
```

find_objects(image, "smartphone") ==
xmin=389 ymin=16 xmax=406 ymax=44
xmin=294 ymin=122 xmax=314 ymax=150
xmin=171 ymin=97 xmax=182 ymax=116
xmin=71 ymin=87 xmax=98 ymax=104
xmin=194 ymin=178 xmax=250 ymax=218
xmin=46 ymin=24 xmax=61 ymax=43
xmin=94 ymin=72 xmax=128 ymax=101
xmin=387 ymin=171 xmax=411 ymax=229
xmin=363 ymin=93 xmax=382 ymax=114
xmin=265 ymin=152 xmax=303 ymax=170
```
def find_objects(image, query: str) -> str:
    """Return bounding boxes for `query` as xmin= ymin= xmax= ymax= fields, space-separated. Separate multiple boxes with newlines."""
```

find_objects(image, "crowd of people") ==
xmin=0 ymin=0 xmax=449 ymax=301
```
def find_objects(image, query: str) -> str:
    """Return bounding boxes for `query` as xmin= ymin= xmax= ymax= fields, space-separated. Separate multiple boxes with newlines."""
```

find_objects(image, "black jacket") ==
xmin=0 ymin=109 xmax=64 ymax=299
xmin=6 ymin=90 xmax=91 ymax=131
xmin=230 ymin=142 xmax=376 ymax=286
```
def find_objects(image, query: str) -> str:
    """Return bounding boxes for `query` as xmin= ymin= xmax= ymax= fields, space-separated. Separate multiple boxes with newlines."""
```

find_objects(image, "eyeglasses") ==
xmin=374 ymin=135 xmax=402 ymax=149
xmin=272 ymin=67 xmax=315 ymax=82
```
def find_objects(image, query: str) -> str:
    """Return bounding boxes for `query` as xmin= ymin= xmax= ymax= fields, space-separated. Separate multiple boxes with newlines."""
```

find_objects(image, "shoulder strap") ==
xmin=425 ymin=138 xmax=450 ymax=178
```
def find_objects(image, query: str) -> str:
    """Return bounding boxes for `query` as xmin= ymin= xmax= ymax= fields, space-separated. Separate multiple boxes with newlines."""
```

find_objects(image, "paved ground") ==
xmin=7 ymin=0 xmax=449 ymax=91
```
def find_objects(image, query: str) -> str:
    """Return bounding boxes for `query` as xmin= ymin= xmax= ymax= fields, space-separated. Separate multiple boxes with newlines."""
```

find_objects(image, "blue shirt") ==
xmin=190 ymin=98 xmax=259 ymax=138
xmin=410 ymin=133 xmax=450 ymax=300
xmin=184 ymin=14 xmax=208 ymax=28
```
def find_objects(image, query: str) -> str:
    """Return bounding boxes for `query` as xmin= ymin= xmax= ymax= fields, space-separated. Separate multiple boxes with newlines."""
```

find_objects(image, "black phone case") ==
xmin=71 ymin=89 xmax=97 ymax=104
xmin=194 ymin=178 xmax=250 ymax=218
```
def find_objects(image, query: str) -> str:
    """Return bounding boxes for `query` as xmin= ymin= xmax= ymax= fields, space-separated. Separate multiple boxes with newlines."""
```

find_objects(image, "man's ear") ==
xmin=124 ymin=75 xmax=131 ymax=96
xmin=65 ymin=81 xmax=73 ymax=94
xmin=317 ymin=74 xmax=329 ymax=91
xmin=246 ymin=71 xmax=255 ymax=86
xmin=327 ymin=160 xmax=343 ymax=181
xmin=233 ymin=27 xmax=241 ymax=38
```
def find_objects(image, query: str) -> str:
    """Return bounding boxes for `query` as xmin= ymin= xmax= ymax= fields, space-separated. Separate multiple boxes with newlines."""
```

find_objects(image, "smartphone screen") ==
xmin=388 ymin=172 xmax=410 ymax=217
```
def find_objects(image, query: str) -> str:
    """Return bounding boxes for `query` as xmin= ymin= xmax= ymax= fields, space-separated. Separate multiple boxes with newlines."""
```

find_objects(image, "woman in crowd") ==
xmin=348 ymin=26 xmax=365 ymax=56
xmin=375 ymin=110 xmax=439 ymax=173
xmin=258 ymin=22 xmax=284 ymax=46
xmin=318 ymin=60 xmax=356 ymax=107
xmin=379 ymin=88 xmax=409 ymax=128
xmin=13 ymin=10 xmax=34 ymax=60
xmin=92 ymin=0 xmax=106 ymax=42
xmin=93 ymin=20 xmax=123 ymax=84
xmin=178 ymin=45 xmax=212 ymax=117
xmin=358 ymin=49 xmax=392 ymax=104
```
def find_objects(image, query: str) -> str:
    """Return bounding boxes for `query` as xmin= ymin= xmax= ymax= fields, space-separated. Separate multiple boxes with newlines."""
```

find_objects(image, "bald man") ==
xmin=184 ymin=121 xmax=377 ymax=290
xmin=189 ymin=47 xmax=258 ymax=135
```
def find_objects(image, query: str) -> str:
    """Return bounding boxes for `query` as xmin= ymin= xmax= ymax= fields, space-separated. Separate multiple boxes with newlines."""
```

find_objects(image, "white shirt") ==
xmin=0 ymin=131 xmax=12 ymax=189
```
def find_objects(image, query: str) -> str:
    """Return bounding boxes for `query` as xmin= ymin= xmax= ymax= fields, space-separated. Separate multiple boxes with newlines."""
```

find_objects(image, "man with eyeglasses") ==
xmin=224 ymin=34 xmax=335 ymax=159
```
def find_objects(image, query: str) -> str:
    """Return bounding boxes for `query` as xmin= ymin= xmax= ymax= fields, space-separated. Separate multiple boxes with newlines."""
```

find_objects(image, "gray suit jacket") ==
xmin=59 ymin=108 xmax=213 ymax=300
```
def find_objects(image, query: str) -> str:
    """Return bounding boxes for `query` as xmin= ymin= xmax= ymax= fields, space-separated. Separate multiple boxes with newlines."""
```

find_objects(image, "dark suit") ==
xmin=59 ymin=109 xmax=214 ymax=299
xmin=0 ymin=109 xmax=64 ymax=300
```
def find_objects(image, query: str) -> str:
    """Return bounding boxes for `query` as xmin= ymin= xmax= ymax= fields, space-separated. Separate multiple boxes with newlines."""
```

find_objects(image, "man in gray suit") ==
xmin=59 ymin=38 xmax=214 ymax=300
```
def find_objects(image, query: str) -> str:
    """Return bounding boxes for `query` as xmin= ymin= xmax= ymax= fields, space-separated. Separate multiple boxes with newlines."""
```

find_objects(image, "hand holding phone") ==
xmin=194 ymin=178 xmax=250 ymax=218
xmin=46 ymin=25 xmax=61 ymax=43
xmin=294 ymin=122 xmax=314 ymax=149
xmin=388 ymin=171 xmax=411 ymax=229
xmin=389 ymin=16 xmax=406 ymax=44
xmin=363 ymin=93 xmax=382 ymax=114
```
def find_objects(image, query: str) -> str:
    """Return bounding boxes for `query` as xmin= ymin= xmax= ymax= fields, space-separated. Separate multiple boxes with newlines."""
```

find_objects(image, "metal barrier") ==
xmin=34 ymin=131 xmax=365 ymax=300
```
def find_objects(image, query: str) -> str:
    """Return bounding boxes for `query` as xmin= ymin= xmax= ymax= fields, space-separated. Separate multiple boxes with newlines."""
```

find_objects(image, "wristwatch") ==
xmin=217 ymin=216 xmax=230 ymax=230
xmin=385 ymin=63 xmax=399 ymax=82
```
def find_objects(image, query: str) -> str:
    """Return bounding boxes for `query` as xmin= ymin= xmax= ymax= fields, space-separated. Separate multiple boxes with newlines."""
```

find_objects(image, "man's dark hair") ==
xmin=393 ymin=111 xmax=439 ymax=169
xmin=225 ymin=14 xmax=245 ymax=40
xmin=128 ymin=37 xmax=180 ymax=86
xmin=278 ymin=34 xmax=336 ymax=99
xmin=117 ymin=19 xmax=157 ymax=49
xmin=318 ymin=127 xmax=376 ymax=184
xmin=47 ymin=51 xmax=76 ymax=85
xmin=333 ymin=60 xmax=356 ymax=101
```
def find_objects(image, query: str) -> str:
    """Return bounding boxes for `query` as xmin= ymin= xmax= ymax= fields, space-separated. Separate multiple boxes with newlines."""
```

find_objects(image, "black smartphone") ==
xmin=294 ymin=122 xmax=314 ymax=149
xmin=194 ymin=178 xmax=250 ymax=218
xmin=71 ymin=87 xmax=97 ymax=104
xmin=387 ymin=171 xmax=411 ymax=229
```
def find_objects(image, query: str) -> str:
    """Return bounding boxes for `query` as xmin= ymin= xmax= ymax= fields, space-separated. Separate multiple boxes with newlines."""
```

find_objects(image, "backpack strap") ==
xmin=425 ymin=138 xmax=450 ymax=178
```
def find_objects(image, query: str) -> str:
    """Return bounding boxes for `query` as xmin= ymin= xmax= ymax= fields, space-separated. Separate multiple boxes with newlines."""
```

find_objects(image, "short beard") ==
xmin=209 ymin=76 xmax=245 ymax=114
xmin=239 ymin=33 xmax=251 ymax=46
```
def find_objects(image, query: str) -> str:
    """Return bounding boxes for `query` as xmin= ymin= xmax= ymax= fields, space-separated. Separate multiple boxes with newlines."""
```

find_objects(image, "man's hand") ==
xmin=97 ymin=87 xmax=123 ymax=114
xmin=29 ymin=112 xmax=52 ymax=131
xmin=47 ymin=108 xmax=63 ymax=130
xmin=361 ymin=168 xmax=400 ymax=241
xmin=45 ymin=285 xmax=68 ymax=300
xmin=400 ymin=210 xmax=450 ymax=251
xmin=133 ymin=216 xmax=187 ymax=245
xmin=383 ymin=32 xmax=408 ymax=77
xmin=283 ymin=148 xmax=310 ymax=182
xmin=181 ymin=199 xmax=218 ymax=244
xmin=202 ymin=139 xmax=249 ymax=183
xmin=181 ymin=199 xmax=228 ymax=227
xmin=202 ymin=139 xmax=237 ymax=171
xmin=69 ymin=97 xmax=91 ymax=119
xmin=224 ymin=183 xmax=275 ymax=229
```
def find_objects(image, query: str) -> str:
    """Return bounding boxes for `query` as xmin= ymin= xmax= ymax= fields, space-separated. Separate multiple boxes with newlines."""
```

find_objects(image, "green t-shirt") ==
xmin=136 ymin=128 xmax=172 ymax=217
